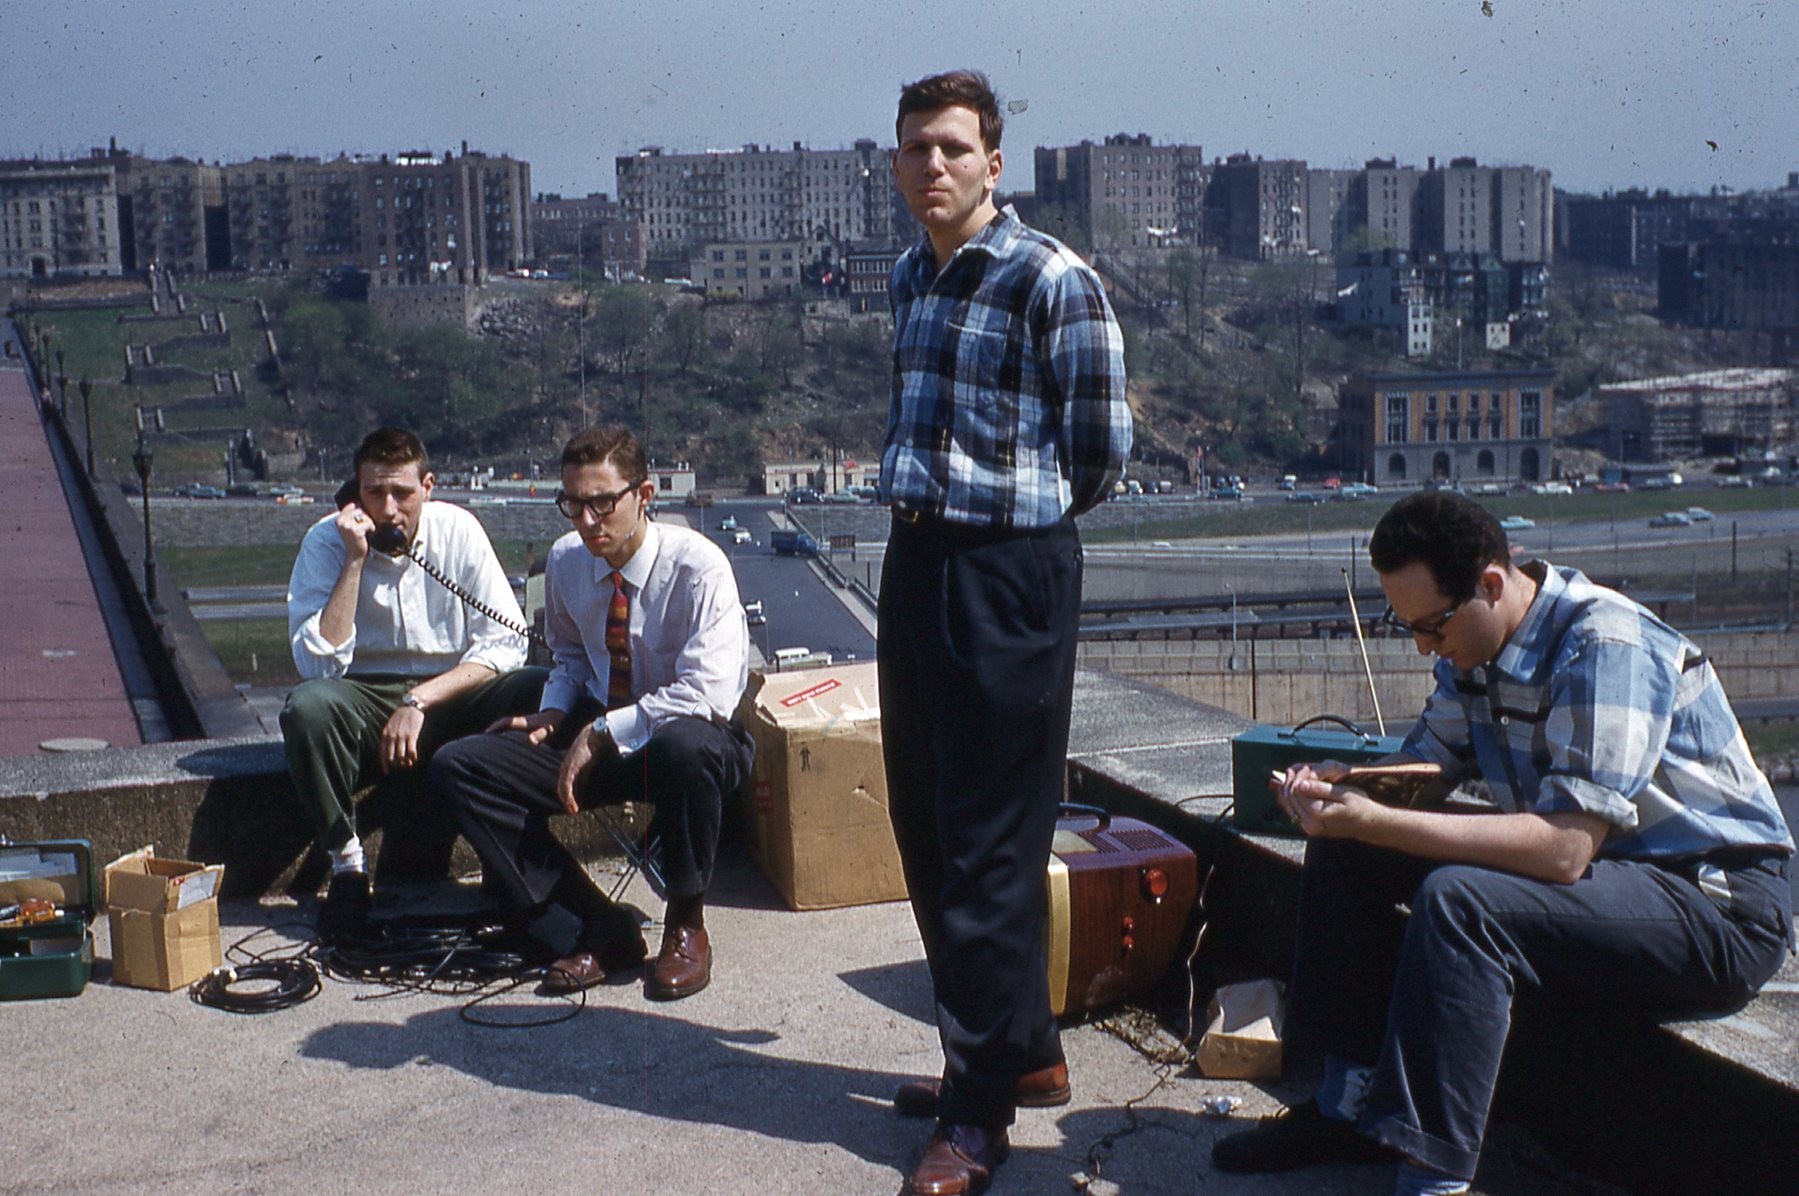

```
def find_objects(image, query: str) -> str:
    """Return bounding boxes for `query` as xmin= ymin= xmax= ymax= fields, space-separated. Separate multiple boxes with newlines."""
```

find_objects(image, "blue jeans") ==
xmin=1288 ymin=838 xmax=1792 ymax=1180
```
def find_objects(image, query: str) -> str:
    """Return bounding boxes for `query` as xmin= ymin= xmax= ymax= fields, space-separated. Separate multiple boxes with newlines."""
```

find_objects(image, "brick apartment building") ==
xmin=616 ymin=140 xmax=908 ymax=276
xmin=1033 ymin=134 xmax=1210 ymax=251
xmin=0 ymin=161 xmax=123 ymax=278
xmin=530 ymin=192 xmax=645 ymax=276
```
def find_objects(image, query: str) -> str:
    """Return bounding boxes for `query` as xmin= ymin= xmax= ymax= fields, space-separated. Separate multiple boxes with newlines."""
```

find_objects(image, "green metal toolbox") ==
xmin=0 ymin=839 xmax=98 ymax=1000
xmin=1230 ymin=720 xmax=1405 ymax=835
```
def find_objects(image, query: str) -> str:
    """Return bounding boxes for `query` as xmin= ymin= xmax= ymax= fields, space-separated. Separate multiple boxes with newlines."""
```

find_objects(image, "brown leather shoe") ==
xmin=894 ymin=1061 xmax=1072 ymax=1118
xmin=644 ymin=924 xmax=710 ymax=1001
xmin=906 ymin=1122 xmax=1009 ymax=1195
xmin=537 ymin=919 xmax=647 ymax=995
xmin=539 ymin=951 xmax=610 ymax=995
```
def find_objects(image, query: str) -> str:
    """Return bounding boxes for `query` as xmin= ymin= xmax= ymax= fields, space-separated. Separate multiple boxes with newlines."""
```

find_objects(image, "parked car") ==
xmin=787 ymin=487 xmax=822 ymax=505
xmin=1499 ymin=515 xmax=1535 ymax=531
xmin=731 ymin=527 xmax=752 ymax=544
xmin=185 ymin=484 xmax=226 ymax=499
xmin=1684 ymin=507 xmax=1714 ymax=522
xmin=718 ymin=516 xmax=739 ymax=531
xmin=743 ymin=600 xmax=766 ymax=626
xmin=1648 ymin=511 xmax=1693 ymax=528
xmin=1285 ymin=491 xmax=1324 ymax=505
xmin=1210 ymin=484 xmax=1243 ymax=501
xmin=269 ymin=483 xmax=306 ymax=498
xmin=1335 ymin=482 xmax=1379 ymax=501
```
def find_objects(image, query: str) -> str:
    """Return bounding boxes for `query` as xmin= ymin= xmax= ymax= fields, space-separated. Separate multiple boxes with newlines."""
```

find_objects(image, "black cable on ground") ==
xmin=189 ymin=959 xmax=321 ymax=1013
xmin=187 ymin=913 xmax=586 ymax=1028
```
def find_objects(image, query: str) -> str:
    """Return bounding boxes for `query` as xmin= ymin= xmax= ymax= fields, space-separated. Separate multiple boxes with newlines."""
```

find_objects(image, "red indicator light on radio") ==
xmin=1140 ymin=867 xmax=1169 ymax=901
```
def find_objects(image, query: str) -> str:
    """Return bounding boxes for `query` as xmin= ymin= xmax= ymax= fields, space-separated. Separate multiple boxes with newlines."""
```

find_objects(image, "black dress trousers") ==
xmin=429 ymin=700 xmax=753 ymax=937
xmin=877 ymin=513 xmax=1084 ymax=1130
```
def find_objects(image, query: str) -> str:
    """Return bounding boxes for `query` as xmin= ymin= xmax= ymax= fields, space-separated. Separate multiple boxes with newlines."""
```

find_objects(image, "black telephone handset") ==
xmin=367 ymin=523 xmax=410 ymax=556
xmin=336 ymin=477 xmax=411 ymax=557
xmin=335 ymin=477 xmax=537 ymax=641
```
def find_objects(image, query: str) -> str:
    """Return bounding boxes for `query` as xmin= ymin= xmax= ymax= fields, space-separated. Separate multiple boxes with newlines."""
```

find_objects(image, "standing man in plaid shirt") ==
xmin=1218 ymin=491 xmax=1793 ymax=1196
xmin=877 ymin=69 xmax=1131 ymax=1196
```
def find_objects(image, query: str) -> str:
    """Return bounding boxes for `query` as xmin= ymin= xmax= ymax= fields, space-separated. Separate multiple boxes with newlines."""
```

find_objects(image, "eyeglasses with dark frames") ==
xmin=1380 ymin=600 xmax=1463 ymax=639
xmin=554 ymin=483 xmax=641 ymax=521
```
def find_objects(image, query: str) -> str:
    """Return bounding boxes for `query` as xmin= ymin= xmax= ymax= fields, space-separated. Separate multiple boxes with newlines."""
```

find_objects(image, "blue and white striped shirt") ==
xmin=1402 ymin=562 xmax=1793 ymax=862
xmin=881 ymin=206 xmax=1131 ymax=528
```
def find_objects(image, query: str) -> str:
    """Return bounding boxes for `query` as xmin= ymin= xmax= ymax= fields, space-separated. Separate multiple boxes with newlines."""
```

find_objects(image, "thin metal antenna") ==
xmin=1342 ymin=567 xmax=1386 ymax=736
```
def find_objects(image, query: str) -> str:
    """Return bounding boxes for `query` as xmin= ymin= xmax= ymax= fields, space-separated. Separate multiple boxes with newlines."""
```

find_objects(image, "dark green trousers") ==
xmin=279 ymin=667 xmax=548 ymax=856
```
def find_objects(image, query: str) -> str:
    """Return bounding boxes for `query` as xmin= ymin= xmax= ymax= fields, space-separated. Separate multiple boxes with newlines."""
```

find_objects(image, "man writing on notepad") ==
xmin=1212 ymin=490 xmax=1793 ymax=1196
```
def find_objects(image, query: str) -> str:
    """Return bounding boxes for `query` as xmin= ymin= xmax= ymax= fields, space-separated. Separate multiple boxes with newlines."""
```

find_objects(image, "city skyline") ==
xmin=8 ymin=1 xmax=1794 ymax=199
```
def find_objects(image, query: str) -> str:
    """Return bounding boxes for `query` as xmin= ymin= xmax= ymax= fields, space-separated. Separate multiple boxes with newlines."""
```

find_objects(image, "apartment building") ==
xmin=1032 ymin=134 xmax=1210 ymax=251
xmin=617 ymin=140 xmax=903 ymax=274
xmin=100 ymin=148 xmax=228 ymax=273
xmin=1345 ymin=159 xmax=1424 ymax=256
xmin=1336 ymin=249 xmax=1434 ymax=357
xmin=530 ymin=192 xmax=645 ymax=274
xmin=1336 ymin=368 xmax=1556 ymax=486
xmin=1658 ymin=220 xmax=1799 ymax=350
xmin=0 ymin=161 xmax=122 ymax=278
xmin=226 ymin=145 xmax=530 ymax=284
xmin=1212 ymin=154 xmax=1309 ymax=259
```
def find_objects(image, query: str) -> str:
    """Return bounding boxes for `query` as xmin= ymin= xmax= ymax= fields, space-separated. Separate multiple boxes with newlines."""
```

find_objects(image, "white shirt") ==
xmin=540 ymin=519 xmax=748 ymax=756
xmin=287 ymin=501 xmax=527 ymax=681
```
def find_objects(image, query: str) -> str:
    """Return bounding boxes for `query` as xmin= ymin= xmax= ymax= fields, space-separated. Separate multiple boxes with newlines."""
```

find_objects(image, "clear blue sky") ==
xmin=9 ymin=1 xmax=1794 ymax=197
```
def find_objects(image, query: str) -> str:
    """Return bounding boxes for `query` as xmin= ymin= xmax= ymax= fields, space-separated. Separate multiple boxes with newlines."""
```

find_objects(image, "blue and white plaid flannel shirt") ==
xmin=880 ymin=206 xmax=1130 ymax=528
xmin=1402 ymin=562 xmax=1793 ymax=864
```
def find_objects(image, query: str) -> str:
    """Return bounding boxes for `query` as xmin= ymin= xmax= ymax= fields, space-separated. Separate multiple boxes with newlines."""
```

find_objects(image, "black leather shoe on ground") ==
xmin=1211 ymin=1098 xmax=1393 ymax=1173
xmin=317 ymin=871 xmax=372 ymax=942
xmin=894 ymin=1062 xmax=1072 ymax=1118
xmin=906 ymin=1122 xmax=1009 ymax=1195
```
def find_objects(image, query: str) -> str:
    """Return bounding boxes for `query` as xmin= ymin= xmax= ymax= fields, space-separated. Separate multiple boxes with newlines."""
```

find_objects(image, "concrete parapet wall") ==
xmin=1081 ymin=628 xmax=1799 ymax=728
xmin=0 ymin=736 xmax=635 ymax=900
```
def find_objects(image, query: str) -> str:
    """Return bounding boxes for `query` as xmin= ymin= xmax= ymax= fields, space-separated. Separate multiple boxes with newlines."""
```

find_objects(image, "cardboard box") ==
xmin=103 ymin=847 xmax=224 ymax=991
xmin=1197 ymin=979 xmax=1285 ymax=1080
xmin=740 ymin=663 xmax=907 ymax=910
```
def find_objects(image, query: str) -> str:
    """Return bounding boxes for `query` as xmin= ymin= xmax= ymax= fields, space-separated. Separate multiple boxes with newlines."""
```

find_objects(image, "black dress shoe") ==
xmin=906 ymin=1122 xmax=1009 ymax=1196
xmin=317 ymin=871 xmax=371 ymax=943
xmin=894 ymin=1062 xmax=1072 ymax=1117
xmin=1211 ymin=1098 xmax=1393 ymax=1173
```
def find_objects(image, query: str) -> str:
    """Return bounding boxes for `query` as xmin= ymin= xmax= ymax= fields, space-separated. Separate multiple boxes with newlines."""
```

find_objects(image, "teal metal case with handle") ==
xmin=1230 ymin=717 xmax=1405 ymax=835
xmin=0 ymin=839 xmax=98 ymax=1000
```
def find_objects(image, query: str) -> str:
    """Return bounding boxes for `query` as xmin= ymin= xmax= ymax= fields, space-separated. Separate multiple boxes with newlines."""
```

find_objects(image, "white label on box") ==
xmin=173 ymin=869 xmax=219 ymax=908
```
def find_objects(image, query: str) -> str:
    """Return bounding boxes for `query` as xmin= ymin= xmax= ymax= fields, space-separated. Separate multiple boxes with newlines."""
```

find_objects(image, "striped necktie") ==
xmin=606 ymin=570 xmax=632 ymax=709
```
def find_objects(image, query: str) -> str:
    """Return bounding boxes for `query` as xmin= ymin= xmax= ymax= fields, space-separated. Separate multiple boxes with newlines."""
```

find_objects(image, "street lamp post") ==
xmin=78 ymin=377 xmax=94 ymax=476
xmin=131 ymin=432 xmax=160 ymax=610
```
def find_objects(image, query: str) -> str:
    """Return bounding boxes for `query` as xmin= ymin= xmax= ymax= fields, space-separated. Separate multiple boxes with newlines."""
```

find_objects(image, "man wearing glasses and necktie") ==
xmin=430 ymin=424 xmax=753 ymax=1000
xmin=1214 ymin=489 xmax=1792 ymax=1196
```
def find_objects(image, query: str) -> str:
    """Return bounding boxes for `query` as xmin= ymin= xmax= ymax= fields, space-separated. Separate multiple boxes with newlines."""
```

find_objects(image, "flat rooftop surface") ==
xmin=3 ymin=851 xmax=1612 ymax=1196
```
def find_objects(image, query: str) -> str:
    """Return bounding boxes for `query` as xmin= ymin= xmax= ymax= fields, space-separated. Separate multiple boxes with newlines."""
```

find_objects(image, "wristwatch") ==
xmin=400 ymin=691 xmax=427 ymax=713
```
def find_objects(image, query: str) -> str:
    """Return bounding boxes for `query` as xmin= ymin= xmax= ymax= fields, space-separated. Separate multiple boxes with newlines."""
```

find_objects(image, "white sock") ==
xmin=330 ymin=838 xmax=366 ymax=875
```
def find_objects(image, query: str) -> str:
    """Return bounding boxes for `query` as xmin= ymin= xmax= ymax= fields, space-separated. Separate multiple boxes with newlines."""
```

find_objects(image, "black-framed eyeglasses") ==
xmin=555 ymin=483 xmax=640 ymax=521
xmin=1380 ymin=601 xmax=1463 ymax=639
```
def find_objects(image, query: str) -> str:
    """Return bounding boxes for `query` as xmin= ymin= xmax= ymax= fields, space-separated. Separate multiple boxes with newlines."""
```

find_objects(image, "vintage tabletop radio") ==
xmin=1045 ymin=807 xmax=1198 ymax=1018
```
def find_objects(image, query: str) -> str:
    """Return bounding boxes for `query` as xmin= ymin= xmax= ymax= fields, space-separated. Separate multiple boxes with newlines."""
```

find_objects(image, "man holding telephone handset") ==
xmin=282 ymin=427 xmax=544 ymax=940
